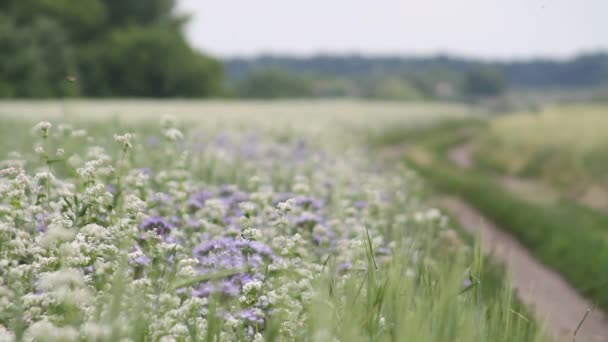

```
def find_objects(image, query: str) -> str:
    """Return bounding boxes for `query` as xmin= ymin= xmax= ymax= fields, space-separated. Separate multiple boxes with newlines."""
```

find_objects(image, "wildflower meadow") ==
xmin=0 ymin=110 xmax=546 ymax=341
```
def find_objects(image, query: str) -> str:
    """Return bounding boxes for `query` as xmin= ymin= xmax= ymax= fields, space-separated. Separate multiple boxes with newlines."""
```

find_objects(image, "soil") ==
xmin=444 ymin=142 xmax=608 ymax=341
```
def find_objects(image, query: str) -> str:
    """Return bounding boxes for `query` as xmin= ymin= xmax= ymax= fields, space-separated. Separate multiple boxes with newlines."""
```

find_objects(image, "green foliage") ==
xmin=81 ymin=27 xmax=224 ymax=97
xmin=464 ymin=67 xmax=506 ymax=97
xmin=0 ymin=0 xmax=223 ymax=98
xmin=0 ymin=14 xmax=79 ymax=98
xmin=376 ymin=119 xmax=608 ymax=311
xmin=235 ymin=69 xmax=315 ymax=98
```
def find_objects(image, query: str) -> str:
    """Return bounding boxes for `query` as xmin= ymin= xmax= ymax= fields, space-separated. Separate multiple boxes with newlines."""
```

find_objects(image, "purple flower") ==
xmin=141 ymin=216 xmax=172 ymax=236
xmin=240 ymin=308 xmax=265 ymax=325
xmin=294 ymin=212 xmax=322 ymax=228
xmin=354 ymin=201 xmax=368 ymax=210
xmin=191 ymin=238 xmax=275 ymax=298
xmin=294 ymin=195 xmax=325 ymax=210
xmin=188 ymin=189 xmax=214 ymax=210
xmin=134 ymin=255 xmax=151 ymax=266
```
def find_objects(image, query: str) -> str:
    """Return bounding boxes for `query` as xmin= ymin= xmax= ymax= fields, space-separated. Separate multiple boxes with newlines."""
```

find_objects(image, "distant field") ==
xmin=0 ymin=99 xmax=470 ymax=127
xmin=474 ymin=104 xmax=608 ymax=209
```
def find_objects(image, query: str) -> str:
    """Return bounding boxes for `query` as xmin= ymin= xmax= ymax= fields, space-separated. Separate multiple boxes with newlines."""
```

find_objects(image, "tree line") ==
xmin=0 ymin=0 xmax=225 ymax=98
xmin=227 ymin=53 xmax=608 ymax=100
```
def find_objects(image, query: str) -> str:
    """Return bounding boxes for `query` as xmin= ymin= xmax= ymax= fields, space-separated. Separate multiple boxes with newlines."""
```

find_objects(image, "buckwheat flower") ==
xmin=38 ymin=268 xmax=86 ymax=291
xmin=55 ymin=148 xmax=65 ymax=157
xmin=38 ymin=224 xmax=75 ymax=248
xmin=32 ymin=121 xmax=52 ymax=137
xmin=292 ymin=182 xmax=310 ymax=194
xmin=0 ymin=325 xmax=14 ymax=342
xmin=25 ymin=320 xmax=78 ymax=342
xmin=242 ymin=280 xmax=263 ymax=295
xmin=241 ymin=227 xmax=259 ymax=241
xmin=277 ymin=199 xmax=296 ymax=213
xmin=80 ymin=322 xmax=112 ymax=341
xmin=71 ymin=129 xmax=87 ymax=137
xmin=425 ymin=208 xmax=441 ymax=221
xmin=80 ymin=223 xmax=108 ymax=240
xmin=0 ymin=167 xmax=21 ymax=178
xmin=76 ymin=159 xmax=104 ymax=179
xmin=164 ymin=128 xmax=183 ymax=142
xmin=34 ymin=145 xmax=45 ymax=155
xmin=239 ymin=201 xmax=257 ymax=216
xmin=124 ymin=194 xmax=146 ymax=215
xmin=34 ymin=171 xmax=54 ymax=184
xmin=114 ymin=133 xmax=135 ymax=151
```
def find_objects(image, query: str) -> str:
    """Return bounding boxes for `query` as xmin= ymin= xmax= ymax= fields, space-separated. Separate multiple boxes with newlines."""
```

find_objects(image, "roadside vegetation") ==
xmin=371 ymin=115 xmax=608 ymax=311
xmin=0 ymin=105 xmax=546 ymax=341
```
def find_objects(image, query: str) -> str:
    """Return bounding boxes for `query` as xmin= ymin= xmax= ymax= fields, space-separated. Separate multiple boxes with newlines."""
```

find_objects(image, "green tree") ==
xmin=463 ymin=67 xmax=506 ymax=97
xmin=236 ymin=69 xmax=314 ymax=98
xmin=83 ymin=27 xmax=223 ymax=97
xmin=0 ymin=0 xmax=224 ymax=98
xmin=0 ymin=14 xmax=79 ymax=98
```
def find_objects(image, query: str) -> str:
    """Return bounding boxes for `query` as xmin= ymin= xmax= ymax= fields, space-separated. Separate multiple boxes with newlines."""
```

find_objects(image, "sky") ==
xmin=178 ymin=0 xmax=608 ymax=60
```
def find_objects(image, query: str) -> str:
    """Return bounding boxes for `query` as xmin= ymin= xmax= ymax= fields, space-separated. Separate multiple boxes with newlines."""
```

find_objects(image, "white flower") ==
xmin=32 ymin=122 xmax=52 ymax=137
xmin=241 ymin=227 xmax=259 ymax=241
xmin=242 ymin=280 xmax=263 ymax=294
xmin=80 ymin=322 xmax=112 ymax=340
xmin=114 ymin=133 xmax=135 ymax=150
xmin=0 ymin=325 xmax=15 ymax=342
xmin=163 ymin=128 xmax=183 ymax=141
xmin=25 ymin=320 xmax=79 ymax=342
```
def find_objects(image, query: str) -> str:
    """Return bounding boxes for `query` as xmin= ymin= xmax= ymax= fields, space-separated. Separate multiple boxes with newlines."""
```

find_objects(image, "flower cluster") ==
xmin=0 ymin=118 xmax=457 ymax=341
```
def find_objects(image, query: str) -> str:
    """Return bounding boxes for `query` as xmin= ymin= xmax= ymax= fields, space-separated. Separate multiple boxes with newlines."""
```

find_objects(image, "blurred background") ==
xmin=1 ymin=0 xmax=607 ymax=105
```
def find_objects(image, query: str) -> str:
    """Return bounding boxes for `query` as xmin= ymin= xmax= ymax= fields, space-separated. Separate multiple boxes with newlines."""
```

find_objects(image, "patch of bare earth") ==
xmin=444 ymin=141 xmax=608 ymax=341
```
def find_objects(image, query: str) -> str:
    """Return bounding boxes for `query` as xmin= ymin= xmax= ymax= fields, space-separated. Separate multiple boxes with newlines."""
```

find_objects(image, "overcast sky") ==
xmin=178 ymin=0 xmax=608 ymax=60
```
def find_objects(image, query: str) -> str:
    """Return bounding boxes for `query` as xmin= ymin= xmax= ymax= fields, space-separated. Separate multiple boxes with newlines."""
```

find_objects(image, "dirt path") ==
xmin=440 ymin=196 xmax=608 ymax=342
xmin=444 ymin=142 xmax=608 ymax=341
xmin=446 ymin=141 xmax=475 ymax=169
xmin=448 ymin=142 xmax=608 ymax=210
xmin=447 ymin=143 xmax=560 ymax=205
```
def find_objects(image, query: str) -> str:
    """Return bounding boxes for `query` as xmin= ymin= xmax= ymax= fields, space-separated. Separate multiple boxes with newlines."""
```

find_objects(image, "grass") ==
xmin=372 ymin=117 xmax=608 ymax=311
xmin=474 ymin=104 xmax=608 ymax=199
xmin=0 ymin=102 xmax=547 ymax=341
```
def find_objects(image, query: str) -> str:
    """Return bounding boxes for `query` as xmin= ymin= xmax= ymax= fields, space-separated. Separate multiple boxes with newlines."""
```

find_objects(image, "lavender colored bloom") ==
xmin=294 ymin=212 xmax=323 ymax=228
xmin=354 ymin=201 xmax=368 ymax=210
xmin=191 ymin=237 xmax=276 ymax=297
xmin=141 ymin=216 xmax=172 ymax=236
xmin=294 ymin=195 xmax=325 ymax=210
xmin=240 ymin=308 xmax=265 ymax=325
xmin=221 ymin=280 xmax=241 ymax=297
xmin=192 ymin=283 xmax=215 ymax=298
xmin=147 ymin=135 xmax=160 ymax=147
xmin=273 ymin=192 xmax=295 ymax=205
xmin=105 ymin=184 xmax=117 ymax=195
xmin=35 ymin=214 xmax=47 ymax=233
xmin=140 ymin=167 xmax=153 ymax=177
xmin=134 ymin=255 xmax=151 ymax=266
xmin=337 ymin=262 xmax=352 ymax=274
xmin=188 ymin=189 xmax=214 ymax=210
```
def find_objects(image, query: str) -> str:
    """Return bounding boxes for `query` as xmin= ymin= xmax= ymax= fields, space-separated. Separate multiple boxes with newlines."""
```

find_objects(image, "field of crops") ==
xmin=475 ymin=104 xmax=608 ymax=210
xmin=0 ymin=101 xmax=544 ymax=341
